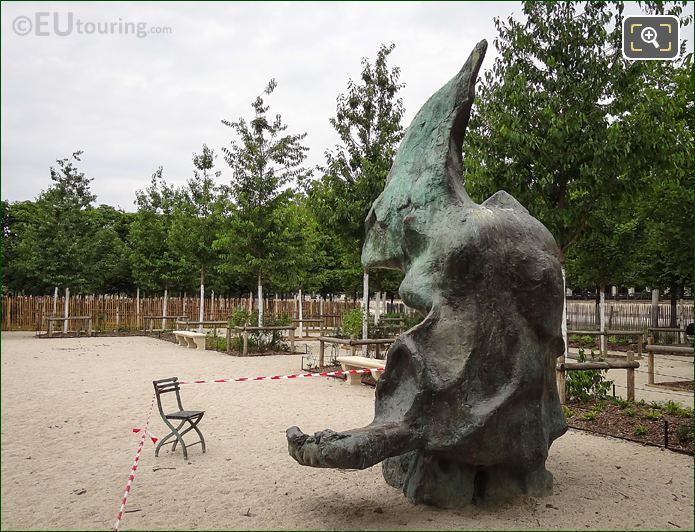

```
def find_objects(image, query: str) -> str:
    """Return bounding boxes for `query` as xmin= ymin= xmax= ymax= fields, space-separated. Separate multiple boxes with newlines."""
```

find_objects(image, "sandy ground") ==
xmin=1 ymin=332 xmax=693 ymax=531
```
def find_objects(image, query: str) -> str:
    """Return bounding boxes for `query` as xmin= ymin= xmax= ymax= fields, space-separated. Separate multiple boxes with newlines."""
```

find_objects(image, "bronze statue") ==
xmin=287 ymin=40 xmax=566 ymax=507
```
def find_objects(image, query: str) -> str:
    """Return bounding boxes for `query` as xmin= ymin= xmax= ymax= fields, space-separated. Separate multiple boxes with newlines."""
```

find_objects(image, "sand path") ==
xmin=1 ymin=332 xmax=692 ymax=530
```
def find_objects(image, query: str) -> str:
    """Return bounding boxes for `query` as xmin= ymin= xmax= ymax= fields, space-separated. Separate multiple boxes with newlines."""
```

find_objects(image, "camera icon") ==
xmin=623 ymin=15 xmax=679 ymax=60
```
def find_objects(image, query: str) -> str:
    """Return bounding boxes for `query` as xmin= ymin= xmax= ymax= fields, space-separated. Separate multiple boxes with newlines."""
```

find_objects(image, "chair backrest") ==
xmin=153 ymin=377 xmax=184 ymax=414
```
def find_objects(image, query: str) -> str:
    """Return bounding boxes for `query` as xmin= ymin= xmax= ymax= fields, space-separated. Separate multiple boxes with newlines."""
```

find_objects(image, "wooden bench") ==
xmin=336 ymin=356 xmax=386 ymax=385
xmin=173 ymin=331 xmax=207 ymax=350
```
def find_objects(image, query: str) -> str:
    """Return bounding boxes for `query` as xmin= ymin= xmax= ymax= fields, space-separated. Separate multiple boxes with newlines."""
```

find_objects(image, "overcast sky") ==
xmin=2 ymin=1 xmax=692 ymax=211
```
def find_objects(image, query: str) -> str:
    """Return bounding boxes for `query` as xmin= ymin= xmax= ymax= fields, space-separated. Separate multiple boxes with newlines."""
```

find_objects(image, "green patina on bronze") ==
xmin=288 ymin=40 xmax=567 ymax=507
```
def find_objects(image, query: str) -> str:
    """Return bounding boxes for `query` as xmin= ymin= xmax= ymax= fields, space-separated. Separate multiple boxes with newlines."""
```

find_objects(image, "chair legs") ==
xmin=174 ymin=417 xmax=206 ymax=454
xmin=156 ymin=416 xmax=205 ymax=460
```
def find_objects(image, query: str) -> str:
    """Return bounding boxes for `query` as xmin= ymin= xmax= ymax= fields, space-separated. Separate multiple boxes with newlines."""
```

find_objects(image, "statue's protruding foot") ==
xmin=286 ymin=422 xmax=418 ymax=470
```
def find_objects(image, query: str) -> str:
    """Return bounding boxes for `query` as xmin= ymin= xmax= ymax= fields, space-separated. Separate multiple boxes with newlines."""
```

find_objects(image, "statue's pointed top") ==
xmin=385 ymin=39 xmax=487 ymax=204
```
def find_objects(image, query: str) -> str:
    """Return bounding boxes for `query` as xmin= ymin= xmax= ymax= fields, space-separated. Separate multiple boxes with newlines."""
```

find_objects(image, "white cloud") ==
xmin=1 ymin=1 xmax=691 ymax=211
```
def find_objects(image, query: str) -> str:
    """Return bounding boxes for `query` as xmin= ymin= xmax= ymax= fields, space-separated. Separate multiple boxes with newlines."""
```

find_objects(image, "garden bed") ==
xmin=565 ymin=398 xmax=693 ymax=455
xmin=650 ymin=380 xmax=694 ymax=392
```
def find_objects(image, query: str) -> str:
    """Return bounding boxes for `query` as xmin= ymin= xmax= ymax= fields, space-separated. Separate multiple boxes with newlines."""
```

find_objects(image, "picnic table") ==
xmin=44 ymin=315 xmax=93 ymax=337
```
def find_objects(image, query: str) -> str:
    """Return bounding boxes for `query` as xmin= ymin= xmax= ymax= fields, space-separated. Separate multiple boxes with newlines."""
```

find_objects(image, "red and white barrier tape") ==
xmin=178 ymin=367 xmax=384 ymax=385
xmin=132 ymin=427 xmax=159 ymax=444
xmin=113 ymin=394 xmax=157 ymax=531
xmin=111 ymin=367 xmax=384 ymax=530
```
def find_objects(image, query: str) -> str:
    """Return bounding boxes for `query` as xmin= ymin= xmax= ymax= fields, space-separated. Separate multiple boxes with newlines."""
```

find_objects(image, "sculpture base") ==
xmin=383 ymin=451 xmax=553 ymax=508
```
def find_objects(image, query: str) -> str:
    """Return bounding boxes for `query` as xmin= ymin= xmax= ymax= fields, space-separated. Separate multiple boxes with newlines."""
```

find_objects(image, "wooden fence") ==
xmin=3 ymin=295 xmax=692 ymax=334
xmin=566 ymin=301 xmax=694 ymax=331
xmin=1 ymin=295 xmax=362 ymax=332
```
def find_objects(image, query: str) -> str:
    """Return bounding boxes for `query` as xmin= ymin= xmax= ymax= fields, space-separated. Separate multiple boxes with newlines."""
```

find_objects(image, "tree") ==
xmin=627 ymin=55 xmax=693 ymax=321
xmin=308 ymin=43 xmax=406 ymax=299
xmin=215 ymin=79 xmax=311 ymax=324
xmin=2 ymin=199 xmax=43 ymax=293
xmin=12 ymin=152 xmax=96 ymax=293
xmin=129 ymin=167 xmax=188 ymax=293
xmin=463 ymin=1 xmax=691 ymax=350
xmin=3 ymin=154 xmax=134 ymax=295
xmin=81 ymin=205 xmax=133 ymax=293
xmin=168 ymin=145 xmax=224 ymax=325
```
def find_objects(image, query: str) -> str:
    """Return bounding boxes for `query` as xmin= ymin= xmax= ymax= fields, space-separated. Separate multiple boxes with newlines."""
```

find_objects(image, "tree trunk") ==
xmin=198 ymin=268 xmax=205 ymax=332
xmin=63 ymin=287 xmax=70 ymax=334
xmin=561 ymin=267 xmax=569 ymax=361
xmin=53 ymin=286 xmax=58 ymax=317
xmin=669 ymin=284 xmax=678 ymax=328
xmin=362 ymin=268 xmax=369 ymax=356
xmin=651 ymin=288 xmax=659 ymax=330
xmin=162 ymin=288 xmax=168 ymax=330
xmin=298 ymin=289 xmax=303 ymax=337
xmin=599 ymin=285 xmax=606 ymax=356
xmin=258 ymin=272 xmax=263 ymax=327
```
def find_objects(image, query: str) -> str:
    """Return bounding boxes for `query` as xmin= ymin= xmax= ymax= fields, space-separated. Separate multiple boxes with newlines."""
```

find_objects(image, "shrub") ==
xmin=608 ymin=335 xmax=631 ymax=346
xmin=226 ymin=308 xmax=290 ymax=353
xmin=623 ymin=406 xmax=636 ymax=417
xmin=569 ymin=334 xmax=596 ymax=348
xmin=562 ymin=406 xmax=575 ymax=418
xmin=663 ymin=401 xmax=690 ymax=417
xmin=566 ymin=349 xmax=614 ymax=402
xmin=207 ymin=334 xmax=227 ymax=352
xmin=675 ymin=424 xmax=693 ymax=443
xmin=582 ymin=410 xmax=599 ymax=421
xmin=613 ymin=398 xmax=632 ymax=410
xmin=229 ymin=307 xmax=253 ymax=327
xmin=634 ymin=425 xmax=648 ymax=436
xmin=338 ymin=308 xmax=364 ymax=339
xmin=643 ymin=409 xmax=663 ymax=421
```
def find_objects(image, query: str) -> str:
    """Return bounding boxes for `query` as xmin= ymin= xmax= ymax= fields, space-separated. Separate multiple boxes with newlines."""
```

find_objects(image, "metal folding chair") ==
xmin=153 ymin=377 xmax=206 ymax=460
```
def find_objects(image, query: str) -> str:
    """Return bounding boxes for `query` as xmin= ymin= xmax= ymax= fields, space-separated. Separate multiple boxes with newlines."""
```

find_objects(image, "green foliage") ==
xmin=643 ymin=409 xmax=663 ymax=421
xmin=565 ymin=349 xmax=613 ymax=402
xmin=129 ymin=167 xmax=189 ymax=292
xmin=570 ymin=335 xmax=596 ymax=348
xmin=308 ymin=43 xmax=405 ymax=296
xmin=464 ymin=1 xmax=692 ymax=294
xmin=339 ymin=308 xmax=364 ymax=338
xmin=215 ymin=79 xmax=313 ymax=312
xmin=623 ymin=406 xmax=636 ymax=418
xmin=562 ymin=406 xmax=575 ymax=419
xmin=675 ymin=424 xmax=693 ymax=443
xmin=612 ymin=398 xmax=631 ymax=410
xmin=663 ymin=401 xmax=690 ymax=417
xmin=228 ymin=307 xmax=254 ymax=327
xmin=207 ymin=334 xmax=227 ymax=352
xmin=2 ymin=152 xmax=137 ymax=294
xmin=634 ymin=425 xmax=648 ymax=436
xmin=168 ymin=145 xmax=224 ymax=292
xmin=608 ymin=335 xmax=631 ymax=346
xmin=227 ymin=307 xmax=291 ymax=352
xmin=582 ymin=410 xmax=598 ymax=421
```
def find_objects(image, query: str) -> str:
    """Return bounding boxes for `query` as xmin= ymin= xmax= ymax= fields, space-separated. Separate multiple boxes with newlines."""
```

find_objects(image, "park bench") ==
xmin=336 ymin=355 xmax=386 ymax=385
xmin=173 ymin=330 xmax=207 ymax=350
